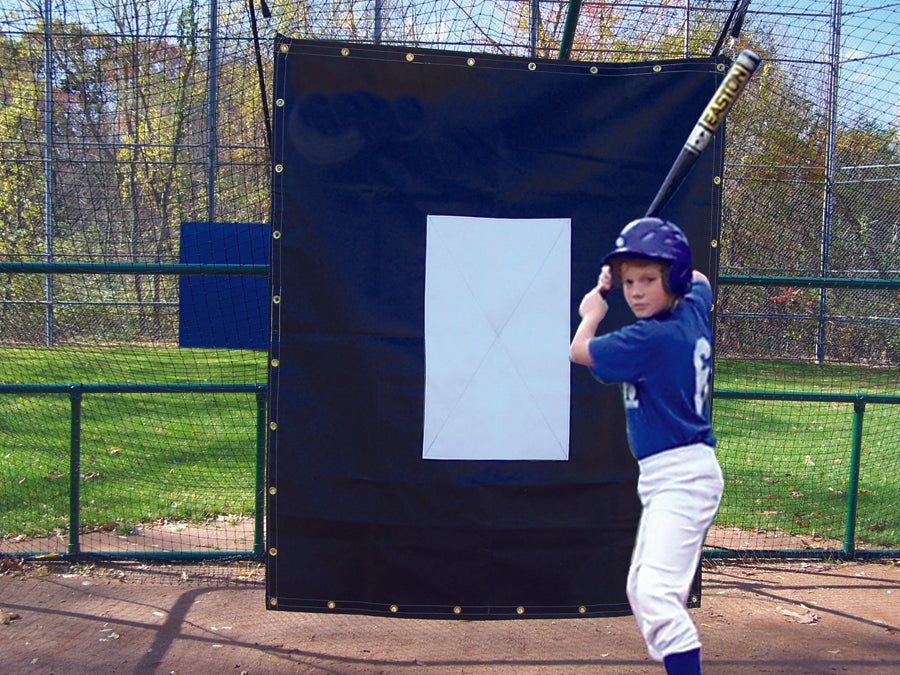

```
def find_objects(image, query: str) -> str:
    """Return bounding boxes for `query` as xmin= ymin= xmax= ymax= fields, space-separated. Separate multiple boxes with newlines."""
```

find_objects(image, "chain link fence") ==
xmin=0 ymin=1 xmax=897 ymax=558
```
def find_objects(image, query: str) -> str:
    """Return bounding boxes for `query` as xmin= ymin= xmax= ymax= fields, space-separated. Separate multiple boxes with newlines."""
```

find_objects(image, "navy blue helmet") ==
xmin=601 ymin=217 xmax=693 ymax=296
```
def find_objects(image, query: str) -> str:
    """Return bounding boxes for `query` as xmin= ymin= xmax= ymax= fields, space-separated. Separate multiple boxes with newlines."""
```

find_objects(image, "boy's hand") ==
xmin=578 ymin=265 xmax=615 ymax=319
xmin=571 ymin=283 xmax=607 ymax=366
xmin=578 ymin=284 xmax=608 ymax=320
xmin=598 ymin=264 xmax=615 ymax=297
xmin=692 ymin=269 xmax=710 ymax=287
xmin=570 ymin=266 xmax=614 ymax=367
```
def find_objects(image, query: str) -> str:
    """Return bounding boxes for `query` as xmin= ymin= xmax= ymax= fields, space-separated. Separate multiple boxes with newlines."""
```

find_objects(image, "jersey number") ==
xmin=693 ymin=337 xmax=712 ymax=416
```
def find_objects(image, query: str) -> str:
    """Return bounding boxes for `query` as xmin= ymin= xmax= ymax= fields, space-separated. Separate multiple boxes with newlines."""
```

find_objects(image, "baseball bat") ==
xmin=645 ymin=49 xmax=761 ymax=218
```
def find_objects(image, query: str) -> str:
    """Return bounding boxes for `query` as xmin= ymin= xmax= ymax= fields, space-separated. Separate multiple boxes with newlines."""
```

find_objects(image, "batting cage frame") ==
xmin=0 ymin=1 xmax=898 ymax=584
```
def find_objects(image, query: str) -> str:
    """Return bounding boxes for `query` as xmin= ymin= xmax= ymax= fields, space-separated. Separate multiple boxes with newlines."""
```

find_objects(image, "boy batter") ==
xmin=569 ymin=217 xmax=723 ymax=675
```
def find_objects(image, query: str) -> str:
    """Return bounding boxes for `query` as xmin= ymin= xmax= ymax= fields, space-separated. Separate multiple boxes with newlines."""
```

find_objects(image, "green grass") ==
xmin=0 ymin=346 xmax=266 ymax=539
xmin=0 ymin=344 xmax=266 ymax=385
xmin=713 ymin=359 xmax=900 ymax=549
xmin=1 ymin=349 xmax=898 ymax=551
xmin=714 ymin=358 xmax=899 ymax=395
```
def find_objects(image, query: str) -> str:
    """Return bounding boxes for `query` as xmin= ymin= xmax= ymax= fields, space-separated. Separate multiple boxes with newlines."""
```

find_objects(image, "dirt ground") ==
xmin=1 ymin=556 xmax=897 ymax=675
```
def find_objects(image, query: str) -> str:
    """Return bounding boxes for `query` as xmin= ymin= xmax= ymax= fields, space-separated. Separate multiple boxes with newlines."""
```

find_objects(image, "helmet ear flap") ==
xmin=660 ymin=262 xmax=674 ymax=294
xmin=607 ymin=258 xmax=623 ymax=287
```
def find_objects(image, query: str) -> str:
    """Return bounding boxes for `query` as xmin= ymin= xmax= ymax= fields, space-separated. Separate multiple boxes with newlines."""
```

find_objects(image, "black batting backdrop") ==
xmin=267 ymin=38 xmax=725 ymax=619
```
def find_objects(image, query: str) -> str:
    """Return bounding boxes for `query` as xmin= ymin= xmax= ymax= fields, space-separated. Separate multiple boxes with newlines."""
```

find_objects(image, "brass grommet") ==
xmin=269 ymin=421 xmax=277 ymax=430
xmin=279 ymin=44 xmax=289 ymax=54
xmin=653 ymin=65 xmax=661 ymax=72
xmin=390 ymin=604 xmax=399 ymax=613
xmin=713 ymin=176 xmax=721 ymax=184
xmin=590 ymin=66 xmax=598 ymax=74
xmin=272 ymin=230 xmax=281 ymax=239
xmin=275 ymin=98 xmax=284 ymax=107
xmin=268 ymin=547 xmax=277 ymax=556
xmin=327 ymin=601 xmax=336 ymax=609
xmin=341 ymin=48 xmax=350 ymax=56
xmin=271 ymin=358 xmax=279 ymax=367
xmin=453 ymin=606 xmax=462 ymax=614
xmin=528 ymin=62 xmax=536 ymax=71
xmin=270 ymin=597 xmax=278 ymax=606
xmin=274 ymin=164 xmax=283 ymax=173
xmin=516 ymin=606 xmax=525 ymax=615
xmin=406 ymin=53 xmax=414 ymax=62
xmin=717 ymin=63 xmax=725 ymax=72
xmin=272 ymin=295 xmax=281 ymax=304
xmin=578 ymin=606 xmax=587 ymax=614
xmin=711 ymin=240 xmax=719 ymax=248
xmin=466 ymin=58 xmax=475 ymax=67
xmin=268 ymin=486 xmax=277 ymax=495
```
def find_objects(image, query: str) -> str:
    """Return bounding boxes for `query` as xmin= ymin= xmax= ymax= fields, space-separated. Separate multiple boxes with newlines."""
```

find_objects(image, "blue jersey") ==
xmin=587 ymin=281 xmax=716 ymax=460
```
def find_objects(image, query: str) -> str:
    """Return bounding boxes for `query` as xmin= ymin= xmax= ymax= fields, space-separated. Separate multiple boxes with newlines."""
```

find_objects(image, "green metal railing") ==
xmin=2 ymin=268 xmax=897 ymax=560
xmin=718 ymin=274 xmax=900 ymax=290
xmin=709 ymin=273 xmax=900 ymax=559
xmin=707 ymin=390 xmax=900 ymax=560
xmin=0 ymin=260 xmax=270 ymax=559
xmin=0 ymin=262 xmax=268 ymax=276
xmin=6 ymin=383 xmax=896 ymax=560
xmin=0 ymin=382 xmax=267 ymax=559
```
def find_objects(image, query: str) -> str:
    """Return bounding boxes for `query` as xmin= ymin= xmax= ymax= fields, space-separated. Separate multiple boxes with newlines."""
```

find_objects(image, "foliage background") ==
xmin=0 ymin=0 xmax=897 ymax=361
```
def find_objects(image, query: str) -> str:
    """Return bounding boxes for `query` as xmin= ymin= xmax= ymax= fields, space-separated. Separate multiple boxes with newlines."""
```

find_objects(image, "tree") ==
xmin=0 ymin=26 xmax=49 ymax=342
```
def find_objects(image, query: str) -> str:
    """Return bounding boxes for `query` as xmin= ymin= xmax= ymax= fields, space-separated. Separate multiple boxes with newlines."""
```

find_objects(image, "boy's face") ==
xmin=619 ymin=259 xmax=675 ymax=319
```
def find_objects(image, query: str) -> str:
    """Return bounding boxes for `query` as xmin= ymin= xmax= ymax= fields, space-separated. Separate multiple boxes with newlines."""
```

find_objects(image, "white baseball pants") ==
xmin=627 ymin=443 xmax=724 ymax=662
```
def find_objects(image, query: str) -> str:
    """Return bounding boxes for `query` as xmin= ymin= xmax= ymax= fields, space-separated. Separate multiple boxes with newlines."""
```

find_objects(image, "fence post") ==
xmin=254 ymin=387 xmax=267 ymax=556
xmin=374 ymin=0 xmax=383 ymax=43
xmin=843 ymin=396 xmax=865 ymax=556
xmin=67 ymin=386 xmax=82 ymax=555
xmin=42 ymin=0 xmax=54 ymax=347
xmin=558 ymin=0 xmax=583 ymax=59
xmin=817 ymin=0 xmax=843 ymax=363
xmin=206 ymin=0 xmax=219 ymax=224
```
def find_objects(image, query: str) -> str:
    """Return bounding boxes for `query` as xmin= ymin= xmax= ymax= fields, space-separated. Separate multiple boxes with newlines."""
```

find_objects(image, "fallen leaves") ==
xmin=778 ymin=604 xmax=819 ymax=624
xmin=99 ymin=626 xmax=120 ymax=641
xmin=1 ymin=555 xmax=23 ymax=573
xmin=1 ymin=608 xmax=22 ymax=624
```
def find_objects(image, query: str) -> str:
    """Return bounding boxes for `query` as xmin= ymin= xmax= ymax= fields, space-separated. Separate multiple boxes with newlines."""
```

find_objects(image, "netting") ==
xmin=0 ymin=0 xmax=269 ymax=555
xmin=0 ymin=1 xmax=897 ymax=558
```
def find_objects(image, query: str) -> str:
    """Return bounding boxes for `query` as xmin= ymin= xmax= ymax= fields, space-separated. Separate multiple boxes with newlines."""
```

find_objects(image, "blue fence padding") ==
xmin=178 ymin=221 xmax=269 ymax=350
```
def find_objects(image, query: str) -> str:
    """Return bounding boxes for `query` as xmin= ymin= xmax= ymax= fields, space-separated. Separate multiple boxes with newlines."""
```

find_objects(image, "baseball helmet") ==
xmin=600 ymin=217 xmax=693 ymax=296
